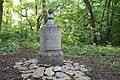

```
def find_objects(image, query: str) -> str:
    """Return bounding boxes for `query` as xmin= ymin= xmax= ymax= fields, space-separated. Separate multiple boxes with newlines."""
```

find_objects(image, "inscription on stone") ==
xmin=46 ymin=27 xmax=61 ymax=50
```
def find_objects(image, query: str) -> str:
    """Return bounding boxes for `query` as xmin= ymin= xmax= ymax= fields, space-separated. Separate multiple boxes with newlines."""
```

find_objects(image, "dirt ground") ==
xmin=0 ymin=47 xmax=120 ymax=80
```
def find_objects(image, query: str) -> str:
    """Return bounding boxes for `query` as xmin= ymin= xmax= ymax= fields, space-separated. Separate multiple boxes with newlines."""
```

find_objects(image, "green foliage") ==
xmin=102 ymin=60 xmax=120 ymax=69
xmin=85 ymin=67 xmax=93 ymax=75
xmin=0 ymin=0 xmax=120 ymax=57
xmin=21 ymin=41 xmax=40 ymax=52
xmin=0 ymin=29 xmax=40 ymax=54
xmin=0 ymin=41 xmax=20 ymax=54
xmin=62 ymin=44 xmax=120 ymax=56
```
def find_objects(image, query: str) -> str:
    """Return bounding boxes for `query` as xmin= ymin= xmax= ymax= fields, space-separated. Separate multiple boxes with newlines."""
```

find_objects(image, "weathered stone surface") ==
xmin=42 ymin=76 xmax=56 ymax=80
xmin=13 ymin=65 xmax=20 ymax=68
xmin=54 ymin=66 xmax=62 ymax=72
xmin=74 ymin=76 xmax=91 ymax=80
xmin=26 ymin=79 xmax=31 ymax=80
xmin=38 ymin=51 xmax=63 ymax=66
xmin=44 ymin=67 xmax=54 ymax=77
xmin=32 ymin=67 xmax=45 ymax=78
xmin=79 ymin=67 xmax=88 ymax=72
xmin=64 ymin=62 xmax=74 ymax=68
xmin=29 ymin=64 xmax=38 ymax=69
xmin=15 ymin=62 xmax=23 ymax=65
xmin=14 ymin=59 xmax=91 ymax=80
xmin=67 ymin=59 xmax=74 ymax=64
xmin=73 ymin=63 xmax=79 ymax=67
xmin=55 ymin=72 xmax=69 ymax=78
xmin=65 ymin=70 xmax=76 ymax=76
xmin=13 ymin=62 xmax=23 ymax=68
xmin=73 ymin=63 xmax=80 ymax=70
xmin=73 ymin=71 xmax=85 ymax=78
xmin=39 ymin=8 xmax=63 ymax=66
xmin=55 ymin=77 xmax=71 ymax=80
xmin=21 ymin=73 xmax=31 ymax=79
xmin=80 ymin=65 xmax=85 ymax=68
xmin=63 ymin=60 xmax=67 ymax=63
xmin=62 ymin=63 xmax=75 ymax=72
xmin=20 ymin=69 xmax=35 ymax=74
xmin=25 ymin=59 xmax=38 ymax=64
xmin=18 ymin=66 xmax=28 ymax=71
xmin=45 ymin=27 xmax=61 ymax=50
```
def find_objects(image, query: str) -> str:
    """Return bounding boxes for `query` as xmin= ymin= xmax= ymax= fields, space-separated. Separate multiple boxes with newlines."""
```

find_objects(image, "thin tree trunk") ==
xmin=0 ymin=0 xmax=3 ymax=33
xmin=37 ymin=15 xmax=42 ymax=31
xmin=35 ymin=4 xmax=38 ymax=15
xmin=25 ymin=9 xmax=33 ymax=30
xmin=107 ymin=0 xmax=114 ymax=43
xmin=106 ymin=0 xmax=111 ymax=43
xmin=84 ymin=0 xmax=97 ymax=44
xmin=42 ymin=0 xmax=47 ymax=24
xmin=99 ymin=0 xmax=108 ymax=44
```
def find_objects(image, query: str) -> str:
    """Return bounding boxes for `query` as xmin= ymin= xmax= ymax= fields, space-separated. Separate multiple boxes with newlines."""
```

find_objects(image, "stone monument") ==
xmin=38 ymin=8 xmax=63 ymax=66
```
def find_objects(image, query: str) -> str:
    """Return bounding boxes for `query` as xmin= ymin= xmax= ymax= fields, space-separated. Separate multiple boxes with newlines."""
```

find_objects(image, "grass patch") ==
xmin=62 ymin=44 xmax=120 ymax=57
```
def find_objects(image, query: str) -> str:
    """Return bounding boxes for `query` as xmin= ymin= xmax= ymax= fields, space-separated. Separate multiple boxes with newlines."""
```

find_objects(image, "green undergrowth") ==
xmin=62 ymin=44 xmax=120 ymax=57
xmin=0 ymin=34 xmax=120 ymax=70
xmin=0 ymin=41 xmax=21 ymax=54
xmin=0 ymin=31 xmax=120 ymax=57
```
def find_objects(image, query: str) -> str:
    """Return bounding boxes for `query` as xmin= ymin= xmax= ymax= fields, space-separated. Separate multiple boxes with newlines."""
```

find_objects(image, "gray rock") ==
xmin=13 ymin=65 xmax=21 ymax=68
xmin=74 ymin=76 xmax=91 ymax=80
xmin=42 ymin=76 xmax=56 ymax=80
xmin=62 ymin=64 xmax=75 ymax=72
xmin=29 ymin=64 xmax=38 ymax=69
xmin=65 ymin=70 xmax=76 ymax=76
xmin=25 ymin=59 xmax=38 ymax=64
xmin=63 ymin=60 xmax=67 ymax=63
xmin=55 ymin=72 xmax=69 ymax=78
xmin=44 ymin=67 xmax=54 ymax=77
xmin=73 ymin=63 xmax=79 ymax=67
xmin=21 ymin=73 xmax=31 ymax=79
xmin=15 ymin=62 xmax=23 ymax=65
xmin=62 ymin=65 xmax=69 ymax=72
xmin=20 ymin=69 xmax=35 ymax=73
xmin=66 ymin=59 xmax=74 ymax=64
xmin=73 ymin=63 xmax=80 ymax=70
xmin=26 ymin=79 xmax=31 ymax=80
xmin=54 ymin=66 xmax=62 ymax=72
xmin=79 ymin=67 xmax=88 ymax=72
xmin=64 ymin=62 xmax=73 ymax=67
xmin=56 ymin=77 xmax=71 ymax=80
xmin=73 ymin=71 xmax=85 ymax=78
xmin=32 ymin=67 xmax=45 ymax=78
xmin=18 ymin=66 xmax=28 ymax=71
xmin=80 ymin=65 xmax=85 ymax=68
xmin=13 ymin=62 xmax=23 ymax=68
xmin=83 ymin=76 xmax=91 ymax=80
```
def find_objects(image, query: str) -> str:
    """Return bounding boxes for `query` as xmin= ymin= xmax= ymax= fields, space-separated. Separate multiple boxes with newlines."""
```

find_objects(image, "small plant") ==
xmin=0 ymin=41 xmax=20 ymax=54
xmin=85 ymin=67 xmax=93 ymax=75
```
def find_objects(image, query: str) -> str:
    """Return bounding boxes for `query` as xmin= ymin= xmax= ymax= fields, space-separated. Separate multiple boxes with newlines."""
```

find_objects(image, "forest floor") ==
xmin=0 ymin=47 xmax=120 ymax=80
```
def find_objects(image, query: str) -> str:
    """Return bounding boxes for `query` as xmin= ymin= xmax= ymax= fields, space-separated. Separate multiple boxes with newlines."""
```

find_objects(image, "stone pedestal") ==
xmin=38 ymin=51 xmax=63 ymax=66
xmin=38 ymin=8 xmax=63 ymax=66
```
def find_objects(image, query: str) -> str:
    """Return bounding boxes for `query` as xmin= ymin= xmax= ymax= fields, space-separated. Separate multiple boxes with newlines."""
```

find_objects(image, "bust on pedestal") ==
xmin=38 ymin=8 xmax=63 ymax=66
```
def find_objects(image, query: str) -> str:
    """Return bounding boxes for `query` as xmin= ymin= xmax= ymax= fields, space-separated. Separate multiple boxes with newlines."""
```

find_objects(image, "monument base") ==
xmin=38 ymin=51 xmax=63 ymax=66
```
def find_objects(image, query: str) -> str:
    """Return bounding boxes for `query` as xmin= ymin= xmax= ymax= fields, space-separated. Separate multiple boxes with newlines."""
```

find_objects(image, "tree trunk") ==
xmin=99 ymin=0 xmax=108 ymax=44
xmin=42 ymin=0 xmax=47 ymax=24
xmin=106 ymin=0 xmax=111 ymax=43
xmin=83 ymin=0 xmax=97 ymax=44
xmin=37 ymin=15 xmax=42 ymax=31
xmin=35 ymin=4 xmax=38 ymax=15
xmin=0 ymin=0 xmax=3 ymax=33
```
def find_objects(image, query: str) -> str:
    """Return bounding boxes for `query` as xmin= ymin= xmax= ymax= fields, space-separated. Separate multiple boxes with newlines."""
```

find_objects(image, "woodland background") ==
xmin=0 ymin=0 xmax=120 ymax=56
